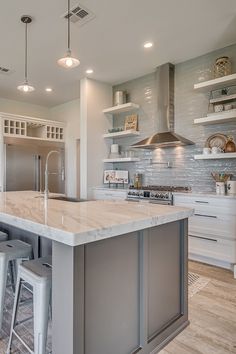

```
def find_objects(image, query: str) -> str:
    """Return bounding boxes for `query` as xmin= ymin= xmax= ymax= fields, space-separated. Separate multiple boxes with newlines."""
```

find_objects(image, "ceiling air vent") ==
xmin=62 ymin=3 xmax=95 ymax=26
xmin=0 ymin=66 xmax=13 ymax=75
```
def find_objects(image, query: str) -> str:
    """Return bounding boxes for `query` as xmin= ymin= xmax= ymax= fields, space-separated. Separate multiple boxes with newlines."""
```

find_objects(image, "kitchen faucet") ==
xmin=44 ymin=150 xmax=64 ymax=199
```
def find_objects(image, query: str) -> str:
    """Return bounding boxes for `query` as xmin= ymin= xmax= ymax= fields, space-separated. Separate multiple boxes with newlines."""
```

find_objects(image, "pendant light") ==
xmin=57 ymin=0 xmax=80 ymax=69
xmin=17 ymin=16 xmax=35 ymax=93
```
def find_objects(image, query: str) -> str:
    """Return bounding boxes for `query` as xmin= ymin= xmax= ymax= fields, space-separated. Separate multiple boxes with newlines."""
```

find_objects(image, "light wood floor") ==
xmin=160 ymin=261 xmax=236 ymax=354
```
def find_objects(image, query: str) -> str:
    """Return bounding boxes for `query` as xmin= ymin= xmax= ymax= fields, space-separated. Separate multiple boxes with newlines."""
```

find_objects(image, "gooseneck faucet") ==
xmin=44 ymin=150 xmax=64 ymax=199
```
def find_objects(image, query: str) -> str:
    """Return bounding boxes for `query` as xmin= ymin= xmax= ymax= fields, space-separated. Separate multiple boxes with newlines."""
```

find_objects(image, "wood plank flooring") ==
xmin=160 ymin=261 xmax=236 ymax=354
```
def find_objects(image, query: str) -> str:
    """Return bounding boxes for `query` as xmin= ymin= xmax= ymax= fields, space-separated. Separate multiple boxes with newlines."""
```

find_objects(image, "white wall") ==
xmin=80 ymin=78 xmax=112 ymax=199
xmin=0 ymin=98 xmax=50 ymax=119
xmin=50 ymin=99 xmax=80 ymax=197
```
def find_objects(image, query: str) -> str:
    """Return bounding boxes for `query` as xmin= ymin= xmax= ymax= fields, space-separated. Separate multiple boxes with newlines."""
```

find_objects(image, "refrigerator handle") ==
xmin=34 ymin=155 xmax=41 ymax=192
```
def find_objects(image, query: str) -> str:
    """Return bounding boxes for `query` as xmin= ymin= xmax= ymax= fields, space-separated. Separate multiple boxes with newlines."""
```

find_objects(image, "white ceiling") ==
xmin=1 ymin=0 xmax=236 ymax=107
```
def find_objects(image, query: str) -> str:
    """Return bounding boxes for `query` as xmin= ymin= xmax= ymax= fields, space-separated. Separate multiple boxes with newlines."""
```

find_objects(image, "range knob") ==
xmin=155 ymin=193 xmax=159 ymax=198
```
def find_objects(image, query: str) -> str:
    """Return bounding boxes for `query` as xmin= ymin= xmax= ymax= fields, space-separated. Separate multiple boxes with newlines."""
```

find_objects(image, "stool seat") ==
xmin=20 ymin=256 xmax=52 ymax=283
xmin=0 ymin=240 xmax=32 ymax=261
xmin=0 ymin=231 xmax=8 ymax=242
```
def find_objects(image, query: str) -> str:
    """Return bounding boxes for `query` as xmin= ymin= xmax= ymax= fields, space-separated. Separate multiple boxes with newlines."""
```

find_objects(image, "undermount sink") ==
xmin=35 ymin=195 xmax=87 ymax=202
xmin=49 ymin=196 xmax=87 ymax=202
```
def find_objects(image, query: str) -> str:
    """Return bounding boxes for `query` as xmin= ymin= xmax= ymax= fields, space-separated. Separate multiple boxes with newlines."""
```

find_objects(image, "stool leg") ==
xmin=9 ymin=261 xmax=15 ymax=293
xmin=33 ymin=282 xmax=51 ymax=354
xmin=0 ymin=256 xmax=8 ymax=330
xmin=6 ymin=276 xmax=22 ymax=354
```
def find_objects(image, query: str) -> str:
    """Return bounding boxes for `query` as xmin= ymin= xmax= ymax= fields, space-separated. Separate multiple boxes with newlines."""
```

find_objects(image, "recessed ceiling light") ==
xmin=45 ymin=87 xmax=53 ymax=92
xmin=144 ymin=42 xmax=153 ymax=49
xmin=86 ymin=69 xmax=94 ymax=74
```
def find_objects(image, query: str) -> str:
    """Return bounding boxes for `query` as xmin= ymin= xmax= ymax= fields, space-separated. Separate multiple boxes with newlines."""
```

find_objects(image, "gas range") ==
xmin=127 ymin=185 xmax=191 ymax=205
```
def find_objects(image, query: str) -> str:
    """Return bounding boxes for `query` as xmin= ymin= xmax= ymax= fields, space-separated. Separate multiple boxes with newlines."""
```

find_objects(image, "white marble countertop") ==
xmin=0 ymin=191 xmax=193 ymax=247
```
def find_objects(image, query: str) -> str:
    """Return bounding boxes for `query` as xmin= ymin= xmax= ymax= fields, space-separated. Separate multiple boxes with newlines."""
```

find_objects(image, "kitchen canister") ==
xmin=216 ymin=182 xmax=225 ymax=195
xmin=114 ymin=91 xmax=127 ymax=106
xmin=111 ymin=144 xmax=119 ymax=154
xmin=214 ymin=56 xmax=231 ymax=78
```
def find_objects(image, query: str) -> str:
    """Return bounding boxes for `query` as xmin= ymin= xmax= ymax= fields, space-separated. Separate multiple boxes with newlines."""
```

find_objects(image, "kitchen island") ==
xmin=0 ymin=191 xmax=193 ymax=354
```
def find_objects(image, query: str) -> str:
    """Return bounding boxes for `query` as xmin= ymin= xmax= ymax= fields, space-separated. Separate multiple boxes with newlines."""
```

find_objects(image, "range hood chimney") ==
xmin=132 ymin=63 xmax=194 ymax=149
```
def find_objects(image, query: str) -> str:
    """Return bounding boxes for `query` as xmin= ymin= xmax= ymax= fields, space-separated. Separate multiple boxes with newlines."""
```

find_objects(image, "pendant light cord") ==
xmin=25 ymin=22 xmax=28 ymax=82
xmin=68 ymin=0 xmax=71 ymax=51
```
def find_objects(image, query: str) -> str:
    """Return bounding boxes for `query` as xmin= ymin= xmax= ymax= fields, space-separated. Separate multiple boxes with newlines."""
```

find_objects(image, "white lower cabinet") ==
xmin=174 ymin=194 xmax=236 ymax=277
xmin=93 ymin=188 xmax=127 ymax=201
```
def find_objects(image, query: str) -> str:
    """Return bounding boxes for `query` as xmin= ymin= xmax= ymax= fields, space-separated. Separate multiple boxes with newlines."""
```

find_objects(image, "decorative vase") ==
xmin=214 ymin=56 xmax=231 ymax=78
xmin=225 ymin=136 xmax=236 ymax=153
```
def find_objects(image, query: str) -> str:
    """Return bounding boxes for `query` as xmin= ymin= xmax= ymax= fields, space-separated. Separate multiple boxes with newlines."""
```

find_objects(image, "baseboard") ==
xmin=150 ymin=320 xmax=190 ymax=354
xmin=189 ymin=253 xmax=233 ymax=271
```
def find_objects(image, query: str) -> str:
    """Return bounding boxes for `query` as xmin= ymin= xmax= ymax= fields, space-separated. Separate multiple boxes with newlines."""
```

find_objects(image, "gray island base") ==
xmin=53 ymin=220 xmax=188 ymax=354
xmin=0 ymin=192 xmax=193 ymax=354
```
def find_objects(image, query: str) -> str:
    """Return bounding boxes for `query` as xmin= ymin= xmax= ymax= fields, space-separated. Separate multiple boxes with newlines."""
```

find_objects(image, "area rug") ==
xmin=188 ymin=272 xmax=210 ymax=298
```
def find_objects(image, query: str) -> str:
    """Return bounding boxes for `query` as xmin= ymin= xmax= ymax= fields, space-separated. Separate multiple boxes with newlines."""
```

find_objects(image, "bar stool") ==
xmin=7 ymin=256 xmax=52 ymax=354
xmin=0 ymin=231 xmax=15 ymax=291
xmin=0 ymin=239 xmax=32 ymax=330
xmin=0 ymin=231 xmax=8 ymax=242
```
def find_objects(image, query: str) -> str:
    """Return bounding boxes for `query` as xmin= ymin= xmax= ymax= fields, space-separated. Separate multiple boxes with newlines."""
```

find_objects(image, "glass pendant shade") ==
xmin=57 ymin=50 xmax=80 ymax=69
xmin=17 ymin=81 xmax=35 ymax=92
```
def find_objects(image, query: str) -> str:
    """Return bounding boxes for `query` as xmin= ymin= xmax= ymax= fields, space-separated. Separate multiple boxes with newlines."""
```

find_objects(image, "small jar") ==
xmin=214 ymin=56 xmax=231 ymax=78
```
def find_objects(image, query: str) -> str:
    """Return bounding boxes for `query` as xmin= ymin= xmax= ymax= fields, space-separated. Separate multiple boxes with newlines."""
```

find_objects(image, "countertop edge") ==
xmin=0 ymin=207 xmax=194 ymax=247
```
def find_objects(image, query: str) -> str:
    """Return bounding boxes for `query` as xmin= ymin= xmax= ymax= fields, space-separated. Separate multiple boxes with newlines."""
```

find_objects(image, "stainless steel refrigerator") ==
xmin=4 ymin=137 xmax=65 ymax=193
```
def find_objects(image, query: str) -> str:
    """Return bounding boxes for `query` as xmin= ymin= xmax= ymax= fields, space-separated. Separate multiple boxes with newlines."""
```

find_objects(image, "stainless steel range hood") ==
xmin=132 ymin=63 xmax=194 ymax=149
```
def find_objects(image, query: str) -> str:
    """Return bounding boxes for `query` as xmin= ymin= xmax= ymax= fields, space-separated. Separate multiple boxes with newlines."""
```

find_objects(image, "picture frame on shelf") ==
xmin=124 ymin=114 xmax=138 ymax=131
xmin=104 ymin=170 xmax=129 ymax=184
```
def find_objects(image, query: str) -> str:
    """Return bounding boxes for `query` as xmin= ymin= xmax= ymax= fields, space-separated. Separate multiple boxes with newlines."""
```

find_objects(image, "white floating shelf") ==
xmin=194 ymin=153 xmax=236 ymax=160
xmin=210 ymin=93 xmax=236 ymax=104
xmin=103 ymin=130 xmax=140 ymax=139
xmin=194 ymin=110 xmax=236 ymax=125
xmin=103 ymin=102 xmax=140 ymax=115
xmin=194 ymin=73 xmax=236 ymax=92
xmin=103 ymin=157 xmax=140 ymax=163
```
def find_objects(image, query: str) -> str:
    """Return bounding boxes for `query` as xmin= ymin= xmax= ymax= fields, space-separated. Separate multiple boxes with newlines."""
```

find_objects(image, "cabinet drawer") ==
xmin=189 ymin=235 xmax=236 ymax=263
xmin=174 ymin=195 xmax=236 ymax=215
xmin=93 ymin=190 xmax=127 ymax=200
xmin=189 ymin=213 xmax=236 ymax=240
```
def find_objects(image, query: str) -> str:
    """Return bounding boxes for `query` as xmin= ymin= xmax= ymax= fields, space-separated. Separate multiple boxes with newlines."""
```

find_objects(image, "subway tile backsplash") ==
xmin=112 ymin=44 xmax=236 ymax=192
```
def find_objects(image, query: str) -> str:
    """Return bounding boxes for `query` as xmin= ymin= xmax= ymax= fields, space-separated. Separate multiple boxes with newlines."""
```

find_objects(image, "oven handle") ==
xmin=149 ymin=200 xmax=172 ymax=205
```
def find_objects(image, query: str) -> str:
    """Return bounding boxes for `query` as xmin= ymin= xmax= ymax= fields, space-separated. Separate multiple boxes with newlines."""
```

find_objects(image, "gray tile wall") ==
xmin=112 ymin=44 xmax=236 ymax=192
